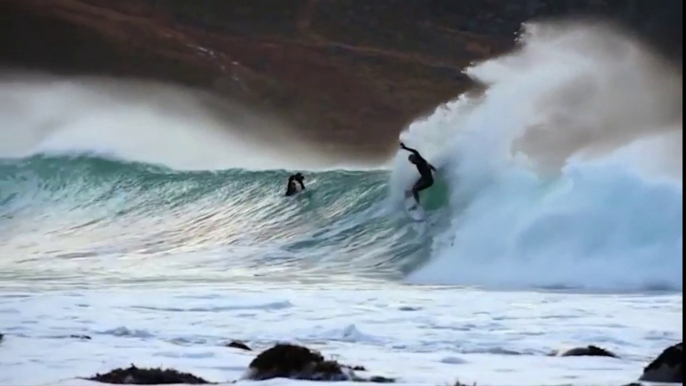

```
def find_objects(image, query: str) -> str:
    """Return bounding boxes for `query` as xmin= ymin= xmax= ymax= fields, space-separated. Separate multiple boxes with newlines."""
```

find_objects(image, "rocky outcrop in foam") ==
xmin=87 ymin=365 xmax=210 ymax=384
xmin=639 ymin=342 xmax=682 ymax=383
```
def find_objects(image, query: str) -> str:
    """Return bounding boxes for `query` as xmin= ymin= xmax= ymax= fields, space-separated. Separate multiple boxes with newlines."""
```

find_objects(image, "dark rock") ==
xmin=225 ymin=340 xmax=251 ymax=351
xmin=245 ymin=343 xmax=394 ymax=382
xmin=70 ymin=334 xmax=92 ymax=340
xmin=559 ymin=345 xmax=619 ymax=358
xmin=246 ymin=343 xmax=347 ymax=381
xmin=87 ymin=365 xmax=211 ymax=384
xmin=639 ymin=342 xmax=682 ymax=383
xmin=368 ymin=375 xmax=396 ymax=383
xmin=351 ymin=365 xmax=367 ymax=371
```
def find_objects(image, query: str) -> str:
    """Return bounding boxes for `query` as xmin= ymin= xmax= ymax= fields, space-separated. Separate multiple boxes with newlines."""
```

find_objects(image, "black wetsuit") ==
xmin=401 ymin=144 xmax=436 ymax=204
xmin=285 ymin=174 xmax=305 ymax=196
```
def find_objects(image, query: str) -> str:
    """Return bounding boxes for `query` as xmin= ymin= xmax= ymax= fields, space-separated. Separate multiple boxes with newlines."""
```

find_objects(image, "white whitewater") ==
xmin=391 ymin=22 xmax=683 ymax=290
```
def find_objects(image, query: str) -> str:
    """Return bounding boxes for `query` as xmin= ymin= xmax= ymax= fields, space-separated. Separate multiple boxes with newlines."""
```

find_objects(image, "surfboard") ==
xmin=404 ymin=192 xmax=426 ymax=222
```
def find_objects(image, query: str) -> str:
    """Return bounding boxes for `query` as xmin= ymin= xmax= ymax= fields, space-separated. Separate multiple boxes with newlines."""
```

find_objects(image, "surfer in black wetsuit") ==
xmin=400 ymin=142 xmax=437 ymax=206
xmin=285 ymin=172 xmax=305 ymax=196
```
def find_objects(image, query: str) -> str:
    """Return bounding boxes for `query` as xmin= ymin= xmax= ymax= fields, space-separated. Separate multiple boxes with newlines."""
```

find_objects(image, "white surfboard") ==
xmin=403 ymin=192 xmax=426 ymax=222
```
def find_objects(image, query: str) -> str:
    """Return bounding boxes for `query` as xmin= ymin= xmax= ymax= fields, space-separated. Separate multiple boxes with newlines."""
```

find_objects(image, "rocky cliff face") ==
xmin=1 ymin=0 xmax=681 ymax=154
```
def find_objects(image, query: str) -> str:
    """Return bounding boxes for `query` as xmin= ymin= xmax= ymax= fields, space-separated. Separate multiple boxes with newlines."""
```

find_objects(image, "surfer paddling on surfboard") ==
xmin=400 ymin=142 xmax=437 ymax=209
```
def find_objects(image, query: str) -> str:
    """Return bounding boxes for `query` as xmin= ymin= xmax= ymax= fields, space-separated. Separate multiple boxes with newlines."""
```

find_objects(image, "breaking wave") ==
xmin=1 ymin=22 xmax=682 ymax=292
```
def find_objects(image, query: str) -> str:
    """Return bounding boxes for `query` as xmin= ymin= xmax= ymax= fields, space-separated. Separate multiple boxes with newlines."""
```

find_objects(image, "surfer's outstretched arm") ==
xmin=400 ymin=142 xmax=420 ymax=157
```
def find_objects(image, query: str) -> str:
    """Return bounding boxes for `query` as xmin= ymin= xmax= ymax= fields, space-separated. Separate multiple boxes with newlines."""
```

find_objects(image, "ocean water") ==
xmin=0 ymin=22 xmax=683 ymax=386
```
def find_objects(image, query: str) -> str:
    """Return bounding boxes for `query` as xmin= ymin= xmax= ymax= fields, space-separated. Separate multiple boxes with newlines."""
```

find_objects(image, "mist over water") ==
xmin=0 ymin=73 xmax=383 ymax=171
xmin=507 ymin=23 xmax=682 ymax=178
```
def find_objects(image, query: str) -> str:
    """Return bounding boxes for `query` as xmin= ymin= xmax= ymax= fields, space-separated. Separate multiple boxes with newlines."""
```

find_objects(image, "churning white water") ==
xmin=391 ymin=22 xmax=683 ymax=290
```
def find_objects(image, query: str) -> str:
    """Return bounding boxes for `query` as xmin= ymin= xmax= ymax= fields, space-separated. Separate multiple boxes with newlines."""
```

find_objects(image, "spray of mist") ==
xmin=506 ymin=22 xmax=682 ymax=177
xmin=391 ymin=21 xmax=682 ymax=291
xmin=0 ymin=72 xmax=379 ymax=171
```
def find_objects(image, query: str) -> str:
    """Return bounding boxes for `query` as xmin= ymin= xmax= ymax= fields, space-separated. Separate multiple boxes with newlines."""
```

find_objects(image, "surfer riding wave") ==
xmin=400 ymin=142 xmax=436 ymax=208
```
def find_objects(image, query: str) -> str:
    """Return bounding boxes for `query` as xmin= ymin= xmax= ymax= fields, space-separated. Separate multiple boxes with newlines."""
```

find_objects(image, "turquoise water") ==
xmin=0 ymin=155 xmax=450 ymax=284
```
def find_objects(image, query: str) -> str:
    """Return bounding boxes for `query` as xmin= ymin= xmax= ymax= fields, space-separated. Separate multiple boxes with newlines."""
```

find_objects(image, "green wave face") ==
xmin=0 ymin=155 xmax=448 ymax=283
